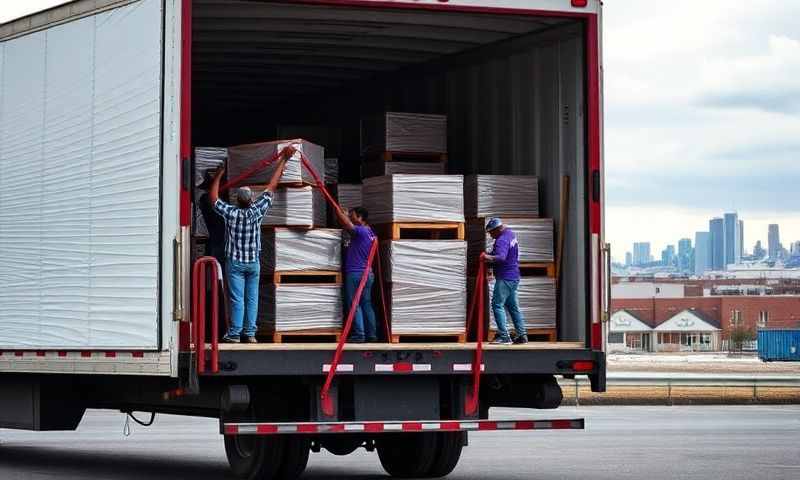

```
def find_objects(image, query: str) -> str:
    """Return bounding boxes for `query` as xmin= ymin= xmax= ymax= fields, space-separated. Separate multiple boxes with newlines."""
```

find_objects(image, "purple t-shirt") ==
xmin=491 ymin=228 xmax=520 ymax=281
xmin=343 ymin=225 xmax=376 ymax=274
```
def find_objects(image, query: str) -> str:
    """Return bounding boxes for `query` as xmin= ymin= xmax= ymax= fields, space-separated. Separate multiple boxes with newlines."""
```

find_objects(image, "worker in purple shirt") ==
xmin=334 ymin=205 xmax=378 ymax=343
xmin=483 ymin=217 xmax=528 ymax=345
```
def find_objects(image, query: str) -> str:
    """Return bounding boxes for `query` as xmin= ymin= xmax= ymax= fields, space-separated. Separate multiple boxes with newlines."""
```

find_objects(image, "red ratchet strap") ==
xmin=192 ymin=257 xmax=223 ymax=374
xmin=464 ymin=256 xmax=487 ymax=416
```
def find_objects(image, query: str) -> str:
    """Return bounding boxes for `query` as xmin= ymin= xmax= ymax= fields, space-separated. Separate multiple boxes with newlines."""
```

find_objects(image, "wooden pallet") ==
xmin=488 ymin=328 xmax=556 ymax=342
xmin=519 ymin=262 xmax=556 ymax=278
xmin=373 ymin=222 xmax=465 ymax=241
xmin=391 ymin=333 xmax=467 ymax=344
xmin=271 ymin=270 xmax=342 ymax=284
xmin=366 ymin=151 xmax=448 ymax=163
xmin=264 ymin=329 xmax=342 ymax=344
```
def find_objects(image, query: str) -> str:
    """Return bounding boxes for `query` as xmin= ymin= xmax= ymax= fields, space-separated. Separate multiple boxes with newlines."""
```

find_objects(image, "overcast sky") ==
xmin=2 ymin=1 xmax=798 ymax=259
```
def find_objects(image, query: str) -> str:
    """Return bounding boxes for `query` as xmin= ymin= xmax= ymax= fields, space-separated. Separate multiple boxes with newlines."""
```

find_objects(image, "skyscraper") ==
xmin=633 ymin=242 xmax=651 ymax=266
xmin=625 ymin=252 xmax=633 ymax=267
xmin=753 ymin=240 xmax=766 ymax=259
xmin=678 ymin=238 xmax=692 ymax=272
xmin=709 ymin=218 xmax=725 ymax=271
xmin=724 ymin=213 xmax=740 ymax=266
xmin=661 ymin=245 xmax=676 ymax=267
xmin=738 ymin=220 xmax=744 ymax=259
xmin=768 ymin=224 xmax=780 ymax=260
xmin=695 ymin=232 xmax=710 ymax=276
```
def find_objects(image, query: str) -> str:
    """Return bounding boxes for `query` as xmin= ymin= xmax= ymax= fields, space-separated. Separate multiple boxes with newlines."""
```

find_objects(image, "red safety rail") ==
xmin=192 ymin=256 xmax=223 ymax=374
xmin=464 ymin=254 xmax=488 ymax=416
xmin=224 ymin=418 xmax=584 ymax=436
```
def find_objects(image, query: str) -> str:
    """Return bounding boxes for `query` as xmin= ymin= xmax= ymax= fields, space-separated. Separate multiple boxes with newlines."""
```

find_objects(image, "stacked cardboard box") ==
xmin=227 ymin=139 xmax=324 ymax=185
xmin=363 ymin=175 xmax=464 ymax=224
xmin=488 ymin=277 xmax=556 ymax=332
xmin=361 ymin=112 xmax=447 ymax=155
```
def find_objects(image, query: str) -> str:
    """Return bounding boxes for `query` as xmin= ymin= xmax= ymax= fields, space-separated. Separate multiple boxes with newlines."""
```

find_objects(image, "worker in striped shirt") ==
xmin=209 ymin=153 xmax=290 ymax=343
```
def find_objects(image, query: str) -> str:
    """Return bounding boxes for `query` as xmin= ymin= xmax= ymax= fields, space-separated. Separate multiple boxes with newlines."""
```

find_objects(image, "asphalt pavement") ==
xmin=1 ymin=406 xmax=799 ymax=480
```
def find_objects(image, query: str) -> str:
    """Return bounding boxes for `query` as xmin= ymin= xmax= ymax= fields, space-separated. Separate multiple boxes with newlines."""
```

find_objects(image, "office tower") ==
xmin=678 ymin=238 xmax=692 ymax=272
xmin=753 ymin=240 xmax=766 ymax=259
xmin=625 ymin=252 xmax=632 ymax=267
xmin=792 ymin=241 xmax=800 ymax=256
xmin=709 ymin=218 xmax=725 ymax=271
xmin=768 ymin=224 xmax=780 ymax=260
xmin=694 ymin=232 xmax=710 ymax=276
xmin=633 ymin=242 xmax=651 ymax=266
xmin=738 ymin=220 xmax=744 ymax=259
xmin=724 ymin=213 xmax=739 ymax=266
xmin=661 ymin=245 xmax=676 ymax=267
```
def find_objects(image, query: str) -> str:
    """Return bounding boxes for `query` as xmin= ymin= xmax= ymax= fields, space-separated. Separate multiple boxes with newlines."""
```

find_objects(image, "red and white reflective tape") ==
xmin=452 ymin=363 xmax=485 ymax=372
xmin=224 ymin=418 xmax=584 ymax=435
xmin=374 ymin=362 xmax=432 ymax=373
xmin=322 ymin=364 xmax=354 ymax=373
xmin=0 ymin=351 xmax=148 ymax=359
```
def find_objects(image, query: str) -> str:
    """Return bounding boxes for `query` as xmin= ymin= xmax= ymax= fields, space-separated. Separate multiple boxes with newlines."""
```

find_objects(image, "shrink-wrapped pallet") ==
xmin=277 ymin=125 xmax=342 ymax=157
xmin=231 ymin=186 xmax=325 ymax=228
xmin=325 ymin=158 xmax=339 ymax=184
xmin=361 ymin=160 xmax=446 ymax=179
xmin=467 ymin=218 xmax=554 ymax=264
xmin=363 ymin=175 xmax=464 ymax=224
xmin=259 ymin=284 xmax=342 ymax=332
xmin=194 ymin=147 xmax=227 ymax=186
xmin=464 ymin=175 xmax=539 ymax=218
xmin=361 ymin=112 xmax=447 ymax=154
xmin=488 ymin=277 xmax=556 ymax=331
xmin=261 ymin=228 xmax=341 ymax=272
xmin=227 ymin=139 xmax=324 ymax=185
xmin=337 ymin=184 xmax=362 ymax=211
xmin=383 ymin=240 xmax=466 ymax=334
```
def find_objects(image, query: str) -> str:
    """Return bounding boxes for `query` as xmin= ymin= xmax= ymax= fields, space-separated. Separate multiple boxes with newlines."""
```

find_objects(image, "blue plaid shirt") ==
xmin=214 ymin=191 xmax=274 ymax=263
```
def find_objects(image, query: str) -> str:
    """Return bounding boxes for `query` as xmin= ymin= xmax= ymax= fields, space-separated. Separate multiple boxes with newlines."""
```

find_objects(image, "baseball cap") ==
xmin=485 ymin=217 xmax=503 ymax=231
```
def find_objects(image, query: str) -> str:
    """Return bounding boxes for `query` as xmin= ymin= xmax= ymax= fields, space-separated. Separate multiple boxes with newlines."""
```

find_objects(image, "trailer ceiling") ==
xmin=193 ymin=0 xmax=573 ymax=113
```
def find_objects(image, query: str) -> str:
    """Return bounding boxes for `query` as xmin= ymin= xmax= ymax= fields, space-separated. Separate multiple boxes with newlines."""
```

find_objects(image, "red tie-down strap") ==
xmin=192 ymin=257 xmax=223 ymax=374
xmin=464 ymin=255 xmax=488 ymax=416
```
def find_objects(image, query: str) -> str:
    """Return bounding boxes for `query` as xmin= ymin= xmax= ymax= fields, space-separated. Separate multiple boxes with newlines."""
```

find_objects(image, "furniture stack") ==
xmin=464 ymin=175 xmax=557 ymax=341
xmin=360 ymin=112 xmax=448 ymax=179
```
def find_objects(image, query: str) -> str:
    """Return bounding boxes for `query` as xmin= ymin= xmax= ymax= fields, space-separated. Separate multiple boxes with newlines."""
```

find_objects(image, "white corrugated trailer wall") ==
xmin=0 ymin=0 xmax=176 ymax=354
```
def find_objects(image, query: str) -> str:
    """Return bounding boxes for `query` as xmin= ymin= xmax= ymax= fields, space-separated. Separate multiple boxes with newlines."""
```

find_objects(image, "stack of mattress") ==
xmin=361 ymin=112 xmax=447 ymax=154
xmin=337 ymin=184 xmax=362 ymax=211
xmin=363 ymin=175 xmax=464 ymax=224
xmin=361 ymin=160 xmax=446 ymax=179
xmin=259 ymin=284 xmax=342 ymax=332
xmin=467 ymin=218 xmax=554 ymax=265
xmin=261 ymin=228 xmax=341 ymax=272
xmin=488 ymin=277 xmax=556 ymax=331
xmin=382 ymin=240 xmax=467 ymax=335
xmin=194 ymin=147 xmax=227 ymax=186
xmin=464 ymin=175 xmax=539 ymax=217
xmin=227 ymin=139 xmax=324 ymax=185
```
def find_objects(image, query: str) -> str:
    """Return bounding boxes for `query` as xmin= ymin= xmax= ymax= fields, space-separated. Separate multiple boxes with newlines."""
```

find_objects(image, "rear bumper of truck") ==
xmin=187 ymin=343 xmax=606 ymax=393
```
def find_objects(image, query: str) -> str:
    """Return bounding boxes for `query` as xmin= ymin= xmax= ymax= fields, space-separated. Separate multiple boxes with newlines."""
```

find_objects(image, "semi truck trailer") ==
xmin=0 ymin=0 xmax=608 ymax=478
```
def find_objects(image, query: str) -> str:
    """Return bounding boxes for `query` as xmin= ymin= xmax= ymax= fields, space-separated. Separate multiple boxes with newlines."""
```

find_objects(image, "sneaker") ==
xmin=513 ymin=335 xmax=529 ymax=345
xmin=222 ymin=335 xmax=241 ymax=344
xmin=491 ymin=336 xmax=512 ymax=345
xmin=244 ymin=336 xmax=258 ymax=344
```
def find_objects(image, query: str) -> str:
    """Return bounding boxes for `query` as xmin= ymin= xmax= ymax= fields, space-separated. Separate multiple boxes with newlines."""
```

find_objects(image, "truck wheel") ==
xmin=276 ymin=435 xmax=310 ymax=480
xmin=426 ymin=432 xmax=465 ymax=478
xmin=224 ymin=434 xmax=284 ymax=480
xmin=377 ymin=432 xmax=439 ymax=478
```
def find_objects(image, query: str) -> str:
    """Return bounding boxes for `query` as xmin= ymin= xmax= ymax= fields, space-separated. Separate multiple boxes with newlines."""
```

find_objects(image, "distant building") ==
xmin=768 ymin=224 xmax=780 ymax=260
xmin=612 ymin=282 xmax=685 ymax=299
xmin=792 ymin=241 xmax=800 ymax=257
xmin=633 ymin=242 xmax=651 ymax=266
xmin=724 ymin=213 xmax=740 ymax=266
xmin=738 ymin=220 xmax=744 ymax=259
xmin=661 ymin=245 xmax=676 ymax=267
xmin=753 ymin=240 xmax=766 ymax=259
xmin=695 ymin=232 xmax=711 ymax=275
xmin=678 ymin=238 xmax=692 ymax=273
xmin=625 ymin=252 xmax=633 ymax=267
xmin=709 ymin=218 xmax=725 ymax=271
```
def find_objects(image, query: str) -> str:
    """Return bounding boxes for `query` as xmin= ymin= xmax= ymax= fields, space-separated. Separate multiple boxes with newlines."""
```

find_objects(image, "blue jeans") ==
xmin=492 ymin=279 xmax=527 ymax=340
xmin=344 ymin=272 xmax=376 ymax=341
xmin=226 ymin=259 xmax=260 ymax=338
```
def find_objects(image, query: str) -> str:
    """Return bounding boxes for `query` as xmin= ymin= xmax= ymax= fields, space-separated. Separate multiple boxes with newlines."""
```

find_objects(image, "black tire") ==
xmin=276 ymin=435 xmax=310 ymax=480
xmin=224 ymin=434 xmax=285 ymax=480
xmin=426 ymin=432 xmax=465 ymax=478
xmin=377 ymin=432 xmax=440 ymax=478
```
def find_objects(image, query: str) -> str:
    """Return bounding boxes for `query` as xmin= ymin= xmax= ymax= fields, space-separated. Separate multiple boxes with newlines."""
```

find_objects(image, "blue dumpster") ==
xmin=758 ymin=330 xmax=800 ymax=361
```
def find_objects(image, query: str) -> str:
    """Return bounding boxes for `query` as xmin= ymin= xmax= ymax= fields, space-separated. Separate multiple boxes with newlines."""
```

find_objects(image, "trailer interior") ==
xmin=191 ymin=0 xmax=592 ymax=346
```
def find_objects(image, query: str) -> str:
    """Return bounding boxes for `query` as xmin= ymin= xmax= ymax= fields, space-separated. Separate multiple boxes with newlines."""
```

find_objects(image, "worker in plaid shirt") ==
xmin=209 ymin=151 xmax=291 ymax=343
